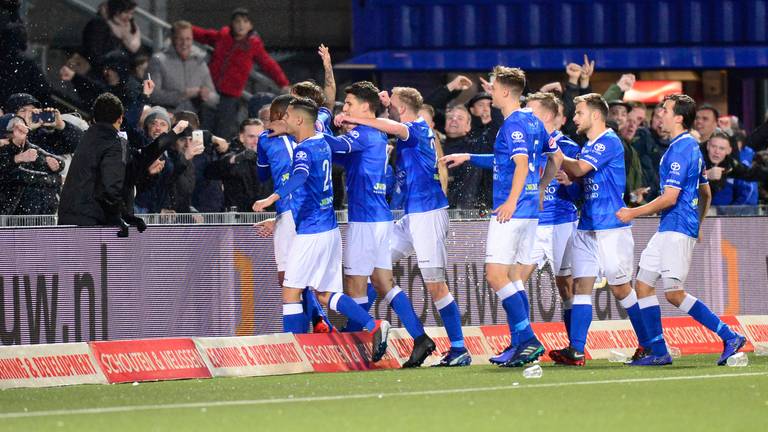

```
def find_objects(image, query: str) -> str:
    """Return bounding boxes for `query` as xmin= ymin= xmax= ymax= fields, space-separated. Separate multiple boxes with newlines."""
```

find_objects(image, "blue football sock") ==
xmin=679 ymin=294 xmax=737 ymax=341
xmin=570 ymin=294 xmax=592 ymax=352
xmin=283 ymin=303 xmax=309 ymax=333
xmin=342 ymin=295 xmax=369 ymax=332
xmin=435 ymin=293 xmax=465 ymax=349
xmin=366 ymin=282 xmax=377 ymax=311
xmin=498 ymin=281 xmax=535 ymax=343
xmin=620 ymin=290 xmax=650 ymax=348
xmin=385 ymin=286 xmax=425 ymax=338
xmin=330 ymin=293 xmax=376 ymax=332
xmin=638 ymin=295 xmax=667 ymax=356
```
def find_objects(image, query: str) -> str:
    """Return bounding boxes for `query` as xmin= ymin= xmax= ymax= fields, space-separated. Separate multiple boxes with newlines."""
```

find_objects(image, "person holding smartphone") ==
xmin=3 ymin=93 xmax=83 ymax=155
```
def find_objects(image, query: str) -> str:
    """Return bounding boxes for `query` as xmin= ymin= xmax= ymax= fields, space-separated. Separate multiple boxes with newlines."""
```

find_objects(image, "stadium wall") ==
xmin=0 ymin=217 xmax=767 ymax=346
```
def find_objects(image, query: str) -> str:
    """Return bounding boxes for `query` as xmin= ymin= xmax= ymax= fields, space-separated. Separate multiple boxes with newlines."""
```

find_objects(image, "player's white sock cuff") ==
xmin=353 ymin=296 xmax=369 ymax=305
xmin=329 ymin=293 xmax=342 ymax=312
xmin=434 ymin=293 xmax=455 ymax=310
xmin=283 ymin=303 xmax=303 ymax=315
xmin=678 ymin=294 xmax=698 ymax=313
xmin=496 ymin=282 xmax=518 ymax=301
xmin=512 ymin=280 xmax=525 ymax=293
xmin=619 ymin=289 xmax=638 ymax=310
xmin=384 ymin=286 xmax=402 ymax=304
xmin=572 ymin=294 xmax=592 ymax=306
xmin=638 ymin=295 xmax=660 ymax=309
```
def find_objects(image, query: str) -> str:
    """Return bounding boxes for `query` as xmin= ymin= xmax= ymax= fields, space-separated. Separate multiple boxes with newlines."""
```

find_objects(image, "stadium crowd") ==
xmin=1 ymin=0 xmax=768 ymax=221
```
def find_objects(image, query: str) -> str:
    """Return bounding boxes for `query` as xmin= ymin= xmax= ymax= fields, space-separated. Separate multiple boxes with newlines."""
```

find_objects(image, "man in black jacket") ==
xmin=59 ymin=93 xmax=128 ymax=228
xmin=59 ymin=93 xmax=186 ymax=236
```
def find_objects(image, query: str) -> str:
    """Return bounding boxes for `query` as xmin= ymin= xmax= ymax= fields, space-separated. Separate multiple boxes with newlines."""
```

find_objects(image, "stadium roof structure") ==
xmin=340 ymin=0 xmax=768 ymax=71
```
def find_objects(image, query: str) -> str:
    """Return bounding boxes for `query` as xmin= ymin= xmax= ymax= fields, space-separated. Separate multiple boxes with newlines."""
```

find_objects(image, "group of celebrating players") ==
xmin=250 ymin=50 xmax=747 ymax=369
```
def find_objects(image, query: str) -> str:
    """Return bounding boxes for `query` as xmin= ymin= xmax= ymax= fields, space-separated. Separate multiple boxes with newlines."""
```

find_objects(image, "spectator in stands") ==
xmin=603 ymin=73 xmax=636 ymax=102
xmin=631 ymin=102 xmax=669 ymax=201
xmin=148 ymin=21 xmax=219 ymax=125
xmin=61 ymin=50 xmax=144 ymax=121
xmin=442 ymin=105 xmax=483 ymax=209
xmin=81 ymin=0 xmax=142 ymax=70
xmin=562 ymin=55 xmax=595 ymax=141
xmin=423 ymin=75 xmax=473 ymax=134
xmin=705 ymin=131 xmax=759 ymax=207
xmin=464 ymin=92 xmax=502 ymax=209
xmin=163 ymin=115 xmax=204 ymax=213
xmin=204 ymin=118 xmax=269 ymax=212
xmin=0 ymin=115 xmax=65 ymax=215
xmin=732 ymin=132 xmax=759 ymax=206
xmin=695 ymin=104 xmax=719 ymax=144
xmin=0 ymin=13 xmax=54 ymax=109
xmin=608 ymin=99 xmax=647 ymax=205
xmin=133 ymin=107 xmax=173 ymax=213
xmin=4 ymin=93 xmax=82 ymax=155
xmin=192 ymin=7 xmax=290 ymax=139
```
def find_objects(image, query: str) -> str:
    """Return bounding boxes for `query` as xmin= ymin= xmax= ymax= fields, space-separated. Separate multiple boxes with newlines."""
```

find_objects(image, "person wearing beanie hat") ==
xmin=143 ymin=106 xmax=171 ymax=140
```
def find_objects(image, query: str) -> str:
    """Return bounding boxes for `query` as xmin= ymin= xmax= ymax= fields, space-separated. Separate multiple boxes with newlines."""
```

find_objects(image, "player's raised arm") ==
xmin=318 ymin=44 xmax=336 ymax=110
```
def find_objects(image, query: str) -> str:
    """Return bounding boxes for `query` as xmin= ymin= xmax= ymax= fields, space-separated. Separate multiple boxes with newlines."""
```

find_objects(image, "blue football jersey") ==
xmin=577 ymin=129 xmax=630 ymax=231
xmin=538 ymin=131 xmax=580 ymax=226
xmin=257 ymin=131 xmax=296 ymax=215
xmin=289 ymin=133 xmax=337 ymax=234
xmin=315 ymin=107 xmax=333 ymax=134
xmin=324 ymin=125 xmax=392 ymax=223
xmin=395 ymin=118 xmax=449 ymax=214
xmin=492 ymin=109 xmax=558 ymax=219
xmin=658 ymin=132 xmax=707 ymax=238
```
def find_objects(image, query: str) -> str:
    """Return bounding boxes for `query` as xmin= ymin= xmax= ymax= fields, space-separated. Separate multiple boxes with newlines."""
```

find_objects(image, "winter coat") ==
xmin=204 ymin=138 xmax=268 ymax=212
xmin=192 ymin=25 xmax=289 ymax=97
xmin=0 ymin=141 xmax=65 ymax=215
xmin=148 ymin=45 xmax=220 ymax=112
xmin=58 ymin=123 xmax=126 ymax=225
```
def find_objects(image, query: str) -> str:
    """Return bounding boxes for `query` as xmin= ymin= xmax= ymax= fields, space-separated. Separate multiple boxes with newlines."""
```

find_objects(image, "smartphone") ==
xmin=192 ymin=130 xmax=204 ymax=146
xmin=32 ymin=111 xmax=55 ymax=124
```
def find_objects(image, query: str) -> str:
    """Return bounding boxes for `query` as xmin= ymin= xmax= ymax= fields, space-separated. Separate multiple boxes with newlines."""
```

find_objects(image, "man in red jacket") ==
xmin=193 ymin=8 xmax=290 ymax=138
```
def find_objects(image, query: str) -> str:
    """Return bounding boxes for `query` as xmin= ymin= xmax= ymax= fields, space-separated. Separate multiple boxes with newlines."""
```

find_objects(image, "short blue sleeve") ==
xmin=662 ymin=151 xmax=691 ymax=189
xmin=581 ymin=140 xmax=620 ymax=171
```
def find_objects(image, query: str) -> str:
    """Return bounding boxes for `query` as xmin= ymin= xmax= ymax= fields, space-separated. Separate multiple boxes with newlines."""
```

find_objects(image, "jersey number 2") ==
xmin=322 ymin=159 xmax=331 ymax=191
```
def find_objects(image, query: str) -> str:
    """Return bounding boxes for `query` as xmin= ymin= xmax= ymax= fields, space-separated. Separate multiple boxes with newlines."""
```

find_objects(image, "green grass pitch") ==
xmin=1 ymin=354 xmax=766 ymax=432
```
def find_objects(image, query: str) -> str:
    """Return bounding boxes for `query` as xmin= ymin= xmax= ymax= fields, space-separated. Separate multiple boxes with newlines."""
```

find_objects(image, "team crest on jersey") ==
xmin=350 ymin=130 xmax=360 ymax=139
xmin=671 ymin=162 xmax=681 ymax=172
xmin=511 ymin=131 xmax=524 ymax=142
xmin=295 ymin=150 xmax=309 ymax=161
xmin=593 ymin=143 xmax=606 ymax=153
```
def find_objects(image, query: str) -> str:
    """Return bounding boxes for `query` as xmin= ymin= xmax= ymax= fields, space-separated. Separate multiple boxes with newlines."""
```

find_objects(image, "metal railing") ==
xmin=1 ymin=207 xmax=766 ymax=228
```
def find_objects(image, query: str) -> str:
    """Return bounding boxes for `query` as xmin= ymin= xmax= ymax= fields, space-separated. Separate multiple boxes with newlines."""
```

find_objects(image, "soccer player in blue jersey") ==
xmin=520 ymin=93 xmax=581 ymax=342
xmin=440 ymin=67 xmax=563 ymax=367
xmin=616 ymin=94 xmax=746 ymax=366
xmin=324 ymin=81 xmax=436 ymax=368
xmin=337 ymin=87 xmax=470 ymax=367
xmin=551 ymin=93 xmax=648 ymax=366
xmin=253 ymin=94 xmax=332 ymax=334
xmin=254 ymin=97 xmax=391 ymax=361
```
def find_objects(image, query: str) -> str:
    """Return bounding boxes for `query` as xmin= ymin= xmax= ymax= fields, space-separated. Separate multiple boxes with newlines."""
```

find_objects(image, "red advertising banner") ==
xmin=294 ymin=332 xmax=400 ymax=372
xmin=661 ymin=316 xmax=754 ymax=355
xmin=90 ymin=338 xmax=211 ymax=383
xmin=736 ymin=316 xmax=768 ymax=346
